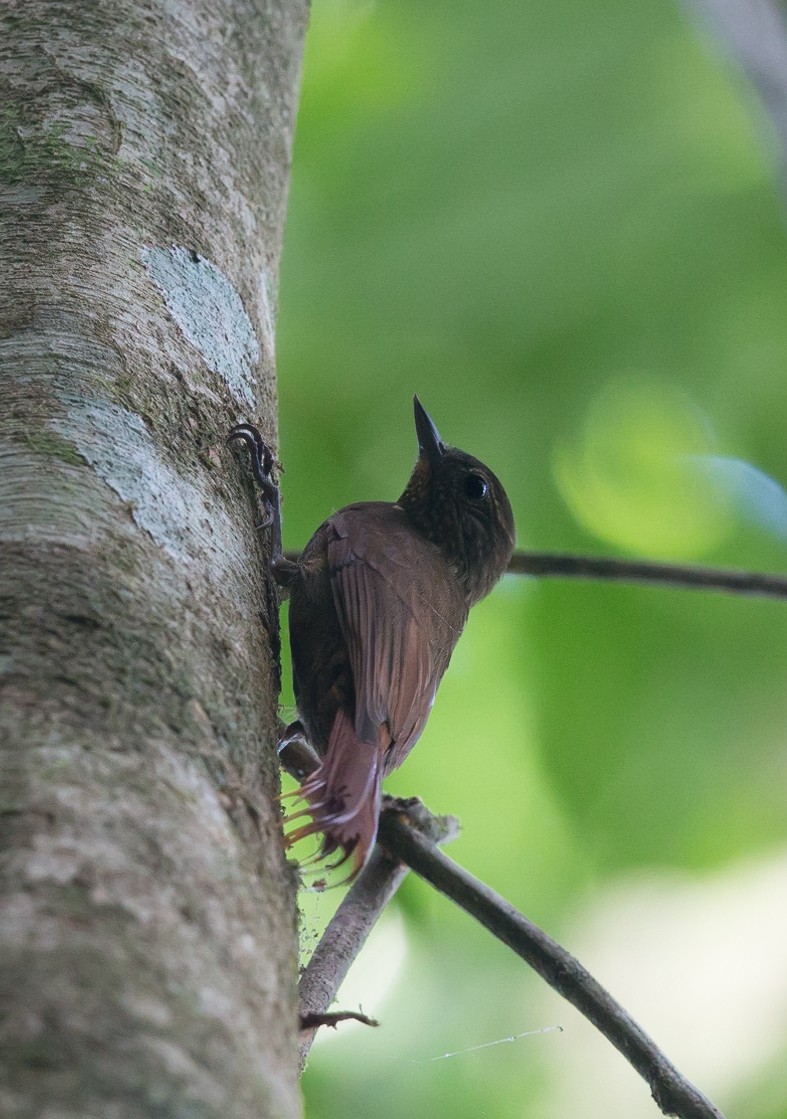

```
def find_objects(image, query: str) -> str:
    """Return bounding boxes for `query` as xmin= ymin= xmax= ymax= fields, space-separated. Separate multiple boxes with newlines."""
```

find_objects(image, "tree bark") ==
xmin=0 ymin=2 xmax=308 ymax=1116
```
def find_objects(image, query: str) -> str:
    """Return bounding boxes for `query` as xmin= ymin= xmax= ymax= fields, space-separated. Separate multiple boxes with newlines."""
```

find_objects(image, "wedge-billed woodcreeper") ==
xmin=229 ymin=397 xmax=515 ymax=880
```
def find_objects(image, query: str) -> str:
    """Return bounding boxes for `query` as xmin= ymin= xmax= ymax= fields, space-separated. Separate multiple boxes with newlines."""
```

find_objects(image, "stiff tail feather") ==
xmin=285 ymin=706 xmax=384 ymax=882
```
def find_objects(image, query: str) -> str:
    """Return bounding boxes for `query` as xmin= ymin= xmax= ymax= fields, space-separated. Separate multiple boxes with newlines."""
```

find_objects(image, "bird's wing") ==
xmin=327 ymin=507 xmax=465 ymax=770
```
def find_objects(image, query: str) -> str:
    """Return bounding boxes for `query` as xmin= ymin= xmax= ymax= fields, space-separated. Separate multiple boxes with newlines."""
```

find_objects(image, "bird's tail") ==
xmin=285 ymin=706 xmax=384 ymax=882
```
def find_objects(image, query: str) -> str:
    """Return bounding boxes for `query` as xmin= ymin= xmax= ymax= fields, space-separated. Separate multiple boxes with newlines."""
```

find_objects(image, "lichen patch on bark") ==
xmin=51 ymin=394 xmax=244 ymax=580
xmin=141 ymin=246 xmax=259 ymax=409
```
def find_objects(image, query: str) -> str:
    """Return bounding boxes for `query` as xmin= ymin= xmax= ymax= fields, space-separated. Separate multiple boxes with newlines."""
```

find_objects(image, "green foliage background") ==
xmin=276 ymin=2 xmax=787 ymax=1115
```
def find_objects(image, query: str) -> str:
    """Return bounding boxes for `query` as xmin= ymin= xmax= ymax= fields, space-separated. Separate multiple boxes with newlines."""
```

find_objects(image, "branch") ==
xmin=297 ymin=800 xmax=460 ymax=1069
xmin=377 ymin=804 xmax=726 ymax=1119
xmin=300 ymin=1009 xmax=379 ymax=1031
xmin=284 ymin=549 xmax=787 ymax=599
xmin=508 ymin=550 xmax=787 ymax=598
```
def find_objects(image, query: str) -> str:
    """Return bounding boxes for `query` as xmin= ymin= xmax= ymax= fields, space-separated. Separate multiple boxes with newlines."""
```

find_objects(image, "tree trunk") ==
xmin=0 ymin=2 xmax=308 ymax=1115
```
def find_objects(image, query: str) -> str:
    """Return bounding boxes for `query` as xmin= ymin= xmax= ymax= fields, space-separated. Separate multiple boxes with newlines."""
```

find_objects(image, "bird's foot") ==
xmin=226 ymin=423 xmax=279 ymax=529
xmin=277 ymin=720 xmax=320 ymax=781
xmin=227 ymin=423 xmax=299 ymax=589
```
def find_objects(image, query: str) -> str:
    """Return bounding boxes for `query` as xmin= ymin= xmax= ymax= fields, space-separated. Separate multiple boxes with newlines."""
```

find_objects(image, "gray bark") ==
xmin=0 ymin=2 xmax=308 ymax=1116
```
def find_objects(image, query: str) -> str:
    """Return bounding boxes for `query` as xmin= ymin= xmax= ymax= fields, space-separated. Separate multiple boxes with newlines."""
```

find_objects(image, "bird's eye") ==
xmin=463 ymin=472 xmax=488 ymax=501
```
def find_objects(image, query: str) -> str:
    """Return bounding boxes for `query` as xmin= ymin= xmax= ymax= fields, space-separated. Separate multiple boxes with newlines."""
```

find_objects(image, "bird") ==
xmin=228 ymin=397 xmax=515 ymax=881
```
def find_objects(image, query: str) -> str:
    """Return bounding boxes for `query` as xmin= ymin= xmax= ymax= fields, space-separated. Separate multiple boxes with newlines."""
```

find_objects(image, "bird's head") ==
xmin=399 ymin=396 xmax=515 ymax=607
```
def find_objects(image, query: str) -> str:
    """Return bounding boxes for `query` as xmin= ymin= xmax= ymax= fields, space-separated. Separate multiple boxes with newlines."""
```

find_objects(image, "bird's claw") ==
xmin=227 ymin=423 xmax=280 ymax=525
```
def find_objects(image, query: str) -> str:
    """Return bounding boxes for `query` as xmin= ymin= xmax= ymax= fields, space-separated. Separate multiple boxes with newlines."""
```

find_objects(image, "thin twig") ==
xmin=508 ymin=550 xmax=787 ymax=598
xmin=378 ymin=804 xmax=726 ymax=1119
xmin=284 ymin=549 xmax=787 ymax=599
xmin=300 ymin=1009 xmax=379 ymax=1031
xmin=297 ymin=799 xmax=460 ymax=1069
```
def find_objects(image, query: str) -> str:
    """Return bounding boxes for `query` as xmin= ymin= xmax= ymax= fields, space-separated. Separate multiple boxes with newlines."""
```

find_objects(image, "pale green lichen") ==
xmin=141 ymin=247 xmax=260 ymax=408
xmin=0 ymin=104 xmax=110 ymax=186
xmin=23 ymin=432 xmax=86 ymax=467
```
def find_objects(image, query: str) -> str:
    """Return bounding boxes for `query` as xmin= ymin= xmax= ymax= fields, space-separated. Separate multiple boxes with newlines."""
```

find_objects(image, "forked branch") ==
xmin=296 ymin=795 xmax=725 ymax=1116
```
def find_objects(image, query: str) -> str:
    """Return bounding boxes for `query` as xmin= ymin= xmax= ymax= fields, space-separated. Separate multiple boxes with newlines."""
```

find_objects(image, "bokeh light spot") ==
xmin=553 ymin=375 xmax=734 ymax=557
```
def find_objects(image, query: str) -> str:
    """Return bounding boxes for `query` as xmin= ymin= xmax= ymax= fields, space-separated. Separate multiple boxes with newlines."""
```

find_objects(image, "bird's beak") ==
xmin=413 ymin=395 xmax=445 ymax=465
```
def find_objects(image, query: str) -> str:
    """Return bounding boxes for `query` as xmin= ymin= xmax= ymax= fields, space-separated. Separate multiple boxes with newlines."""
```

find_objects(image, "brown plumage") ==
xmin=278 ymin=397 xmax=515 ymax=879
xmin=228 ymin=399 xmax=514 ymax=879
